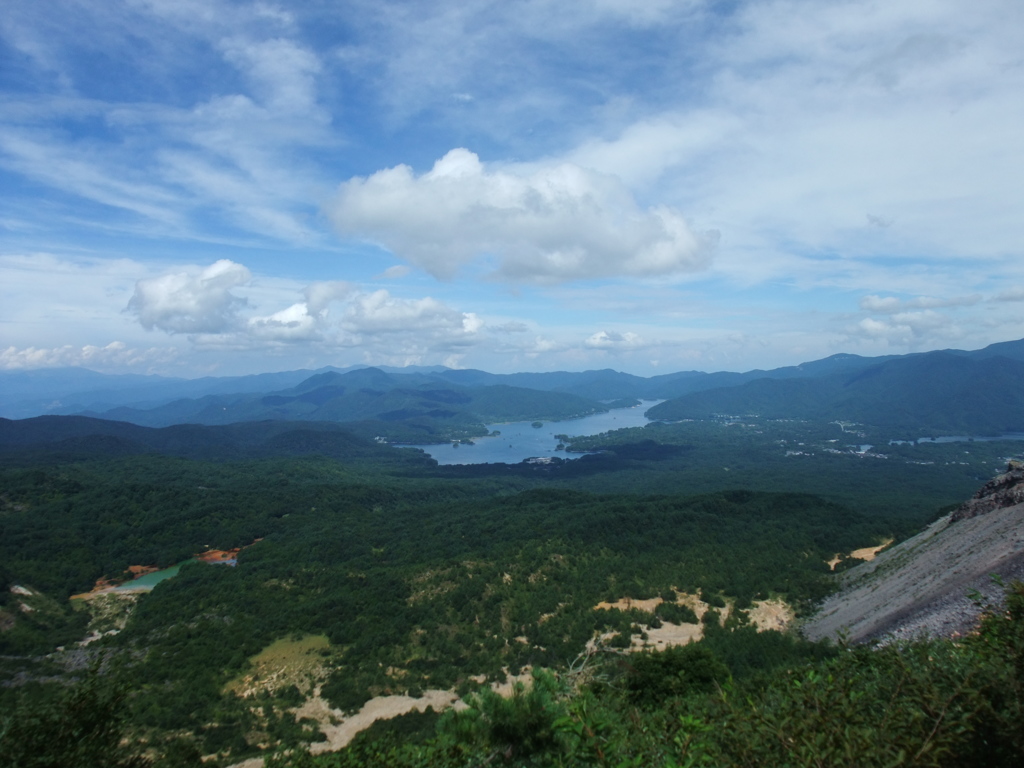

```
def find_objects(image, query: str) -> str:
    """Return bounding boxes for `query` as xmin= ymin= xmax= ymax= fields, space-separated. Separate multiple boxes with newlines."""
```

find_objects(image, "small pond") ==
xmin=113 ymin=563 xmax=187 ymax=591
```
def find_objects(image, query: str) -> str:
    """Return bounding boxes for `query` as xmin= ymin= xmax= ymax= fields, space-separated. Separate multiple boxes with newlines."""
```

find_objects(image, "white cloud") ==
xmin=246 ymin=281 xmax=354 ymax=342
xmin=859 ymin=294 xmax=981 ymax=313
xmin=0 ymin=1 xmax=331 ymax=245
xmin=343 ymin=289 xmax=482 ymax=337
xmin=128 ymin=259 xmax=252 ymax=334
xmin=330 ymin=148 xmax=717 ymax=283
xmin=546 ymin=0 xmax=1024 ymax=294
xmin=490 ymin=321 xmax=529 ymax=334
xmin=850 ymin=309 xmax=953 ymax=345
xmin=219 ymin=36 xmax=322 ymax=114
xmin=583 ymin=330 xmax=645 ymax=349
xmin=0 ymin=341 xmax=178 ymax=371
xmin=995 ymin=287 xmax=1024 ymax=303
xmin=376 ymin=265 xmax=412 ymax=280
xmin=859 ymin=295 xmax=903 ymax=313
xmin=246 ymin=303 xmax=320 ymax=341
xmin=303 ymin=281 xmax=354 ymax=314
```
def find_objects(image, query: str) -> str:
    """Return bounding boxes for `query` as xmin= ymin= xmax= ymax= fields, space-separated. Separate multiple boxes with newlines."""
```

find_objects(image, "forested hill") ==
xmin=648 ymin=350 xmax=1024 ymax=435
xmin=0 ymin=415 xmax=434 ymax=465
xmin=82 ymin=368 xmax=608 ymax=440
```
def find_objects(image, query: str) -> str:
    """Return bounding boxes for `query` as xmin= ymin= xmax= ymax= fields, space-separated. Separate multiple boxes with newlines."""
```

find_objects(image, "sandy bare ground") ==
xmin=850 ymin=539 xmax=893 ymax=561
xmin=226 ymin=688 xmax=461 ymax=768
xmin=594 ymin=590 xmax=725 ymax=621
xmin=632 ymin=622 xmax=704 ymax=650
xmin=827 ymin=539 xmax=894 ymax=571
xmin=71 ymin=583 xmax=150 ymax=600
xmin=590 ymin=590 xmax=744 ymax=652
xmin=594 ymin=596 xmax=663 ymax=612
xmin=746 ymin=598 xmax=794 ymax=632
xmin=226 ymin=663 xmax=534 ymax=767
xmin=488 ymin=668 xmax=535 ymax=697
xmin=298 ymin=688 xmax=461 ymax=755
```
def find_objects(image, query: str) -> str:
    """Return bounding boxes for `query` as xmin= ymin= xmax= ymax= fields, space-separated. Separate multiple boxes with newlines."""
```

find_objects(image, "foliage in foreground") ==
xmin=4 ymin=583 xmax=1022 ymax=767
xmin=0 ymin=665 xmax=150 ymax=768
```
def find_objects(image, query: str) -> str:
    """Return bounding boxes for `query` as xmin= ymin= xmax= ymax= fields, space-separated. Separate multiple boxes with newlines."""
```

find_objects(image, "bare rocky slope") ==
xmin=803 ymin=461 xmax=1024 ymax=644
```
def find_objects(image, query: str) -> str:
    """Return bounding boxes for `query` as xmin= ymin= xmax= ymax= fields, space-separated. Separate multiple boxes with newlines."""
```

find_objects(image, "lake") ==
xmin=409 ymin=401 xmax=661 ymax=465
xmin=889 ymin=433 xmax=1024 ymax=446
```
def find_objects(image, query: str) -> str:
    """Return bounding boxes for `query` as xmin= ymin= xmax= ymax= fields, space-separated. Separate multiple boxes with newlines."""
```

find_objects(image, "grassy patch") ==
xmin=224 ymin=634 xmax=332 ymax=698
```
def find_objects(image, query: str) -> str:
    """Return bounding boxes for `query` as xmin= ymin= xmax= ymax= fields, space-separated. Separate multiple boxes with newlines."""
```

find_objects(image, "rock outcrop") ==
xmin=803 ymin=461 xmax=1024 ymax=644
xmin=951 ymin=460 xmax=1024 ymax=521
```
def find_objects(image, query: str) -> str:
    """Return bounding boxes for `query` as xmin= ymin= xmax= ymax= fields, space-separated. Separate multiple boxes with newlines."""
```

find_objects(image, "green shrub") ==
xmin=625 ymin=644 xmax=729 ymax=706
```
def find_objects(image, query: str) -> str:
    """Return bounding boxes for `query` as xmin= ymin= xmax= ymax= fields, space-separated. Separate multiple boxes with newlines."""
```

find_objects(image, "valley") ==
xmin=2 ymin=341 xmax=1024 ymax=767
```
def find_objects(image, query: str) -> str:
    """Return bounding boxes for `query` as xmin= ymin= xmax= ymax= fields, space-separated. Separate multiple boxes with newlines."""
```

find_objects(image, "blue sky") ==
xmin=2 ymin=0 xmax=1023 ymax=377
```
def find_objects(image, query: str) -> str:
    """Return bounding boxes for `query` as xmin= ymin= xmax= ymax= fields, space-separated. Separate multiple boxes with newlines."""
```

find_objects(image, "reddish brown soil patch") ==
xmin=196 ymin=548 xmax=241 ymax=563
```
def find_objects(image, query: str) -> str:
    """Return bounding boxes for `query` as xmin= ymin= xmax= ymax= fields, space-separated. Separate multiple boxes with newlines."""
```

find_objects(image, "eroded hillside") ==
xmin=804 ymin=461 xmax=1024 ymax=643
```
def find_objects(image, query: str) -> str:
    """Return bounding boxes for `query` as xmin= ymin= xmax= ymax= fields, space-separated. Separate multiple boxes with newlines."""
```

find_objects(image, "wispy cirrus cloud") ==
xmin=0 ymin=0 xmax=333 ymax=245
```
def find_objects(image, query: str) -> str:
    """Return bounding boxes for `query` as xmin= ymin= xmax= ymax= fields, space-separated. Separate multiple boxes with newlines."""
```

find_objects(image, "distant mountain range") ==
xmin=2 ymin=338 xmax=1023 ymax=438
xmin=69 ymin=367 xmax=611 ymax=443
xmin=648 ymin=341 xmax=1024 ymax=435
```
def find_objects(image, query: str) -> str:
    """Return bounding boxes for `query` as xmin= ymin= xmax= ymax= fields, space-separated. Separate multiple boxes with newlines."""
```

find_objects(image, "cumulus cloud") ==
xmin=128 ymin=259 xmax=251 ymax=334
xmin=859 ymin=295 xmax=903 ymax=313
xmin=123 ymin=259 xmax=489 ymax=358
xmin=330 ymin=148 xmax=716 ymax=283
xmin=851 ymin=309 xmax=953 ymax=344
xmin=246 ymin=303 xmax=321 ymax=341
xmin=343 ymin=289 xmax=483 ymax=338
xmin=304 ymin=281 xmax=354 ymax=314
xmin=0 ymin=342 xmax=178 ymax=371
xmin=246 ymin=281 xmax=354 ymax=342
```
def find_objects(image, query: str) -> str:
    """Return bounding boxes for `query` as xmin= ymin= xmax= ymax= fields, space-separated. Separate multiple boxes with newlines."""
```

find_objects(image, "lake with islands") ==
xmin=409 ymin=400 xmax=662 ymax=465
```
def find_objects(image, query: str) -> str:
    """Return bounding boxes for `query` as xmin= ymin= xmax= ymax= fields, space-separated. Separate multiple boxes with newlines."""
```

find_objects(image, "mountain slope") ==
xmin=0 ymin=415 xmax=432 ymax=464
xmin=803 ymin=461 xmax=1024 ymax=643
xmin=648 ymin=351 xmax=1024 ymax=434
